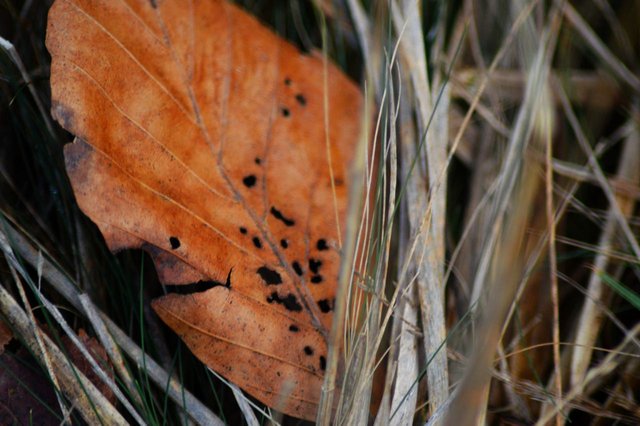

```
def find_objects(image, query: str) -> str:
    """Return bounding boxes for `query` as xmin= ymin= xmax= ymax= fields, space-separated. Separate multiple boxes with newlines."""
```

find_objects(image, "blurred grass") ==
xmin=1 ymin=0 xmax=640 ymax=425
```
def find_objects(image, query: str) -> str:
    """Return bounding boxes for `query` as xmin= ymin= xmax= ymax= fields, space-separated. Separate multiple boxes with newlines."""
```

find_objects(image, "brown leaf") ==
xmin=0 ymin=328 xmax=114 ymax=425
xmin=0 ymin=320 xmax=12 ymax=355
xmin=46 ymin=0 xmax=362 ymax=420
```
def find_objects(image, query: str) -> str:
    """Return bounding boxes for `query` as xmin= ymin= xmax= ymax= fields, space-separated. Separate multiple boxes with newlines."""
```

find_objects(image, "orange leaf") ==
xmin=46 ymin=0 xmax=362 ymax=420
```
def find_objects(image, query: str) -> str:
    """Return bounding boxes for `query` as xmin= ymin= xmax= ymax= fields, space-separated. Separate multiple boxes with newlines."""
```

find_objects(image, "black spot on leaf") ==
xmin=239 ymin=227 xmax=247 ymax=234
xmin=149 ymin=0 xmax=157 ymax=8
xmin=266 ymin=292 xmax=302 ymax=312
xmin=257 ymin=267 xmax=282 ymax=285
xmin=318 ymin=299 xmax=332 ymax=313
xmin=284 ymin=77 xmax=292 ymax=86
xmin=309 ymin=259 xmax=322 ymax=274
xmin=169 ymin=237 xmax=180 ymax=249
xmin=304 ymin=346 xmax=314 ymax=355
xmin=289 ymin=325 xmax=299 ymax=332
xmin=242 ymin=175 xmax=257 ymax=188
xmin=164 ymin=280 xmax=215 ymax=294
xmin=281 ymin=107 xmax=290 ymax=117
xmin=295 ymin=93 xmax=307 ymax=106
xmin=270 ymin=206 xmax=295 ymax=226
xmin=254 ymin=157 xmax=261 ymax=165
xmin=280 ymin=239 xmax=289 ymax=249
xmin=320 ymin=356 xmax=326 ymax=371
xmin=317 ymin=239 xmax=328 ymax=251
xmin=311 ymin=275 xmax=323 ymax=284
xmin=165 ymin=269 xmax=232 ymax=294
xmin=252 ymin=237 xmax=262 ymax=249
xmin=292 ymin=261 xmax=303 ymax=276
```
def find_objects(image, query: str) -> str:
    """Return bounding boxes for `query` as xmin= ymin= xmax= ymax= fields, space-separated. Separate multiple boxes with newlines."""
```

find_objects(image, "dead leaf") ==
xmin=0 ymin=328 xmax=114 ymax=425
xmin=0 ymin=320 xmax=11 ymax=355
xmin=46 ymin=0 xmax=362 ymax=420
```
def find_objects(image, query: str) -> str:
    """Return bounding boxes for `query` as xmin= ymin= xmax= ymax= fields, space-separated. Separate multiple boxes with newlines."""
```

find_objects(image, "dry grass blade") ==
xmin=78 ymin=293 xmax=143 ymax=409
xmin=389 ymin=81 xmax=422 ymax=425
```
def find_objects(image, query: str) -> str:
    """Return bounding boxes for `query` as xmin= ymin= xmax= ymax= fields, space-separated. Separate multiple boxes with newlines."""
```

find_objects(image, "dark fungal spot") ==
xmin=252 ymin=237 xmax=262 ymax=249
xmin=257 ymin=266 xmax=282 ymax=285
xmin=289 ymin=324 xmax=299 ymax=332
xmin=242 ymin=175 xmax=257 ymax=188
xmin=165 ymin=269 xmax=232 ymax=294
xmin=266 ymin=292 xmax=302 ymax=312
xmin=239 ymin=227 xmax=247 ymax=234
xmin=254 ymin=157 xmax=261 ymax=165
xmin=311 ymin=275 xmax=323 ymax=284
xmin=334 ymin=178 xmax=344 ymax=186
xmin=316 ymin=239 xmax=328 ymax=251
xmin=320 ymin=356 xmax=327 ymax=371
xmin=169 ymin=237 xmax=180 ymax=249
xmin=318 ymin=299 xmax=332 ymax=313
xmin=304 ymin=346 xmax=314 ymax=356
xmin=309 ymin=259 xmax=322 ymax=274
xmin=281 ymin=107 xmax=290 ymax=117
xmin=292 ymin=261 xmax=303 ymax=276
xmin=164 ymin=280 xmax=216 ymax=294
xmin=280 ymin=239 xmax=289 ymax=249
xmin=149 ymin=0 xmax=157 ymax=8
xmin=270 ymin=206 xmax=295 ymax=226
xmin=284 ymin=77 xmax=292 ymax=86
xmin=295 ymin=93 xmax=307 ymax=106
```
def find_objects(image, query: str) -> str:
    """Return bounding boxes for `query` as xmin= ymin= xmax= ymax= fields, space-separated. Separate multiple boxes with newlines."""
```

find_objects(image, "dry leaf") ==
xmin=0 ymin=320 xmax=12 ymax=355
xmin=46 ymin=0 xmax=362 ymax=419
xmin=0 ymin=328 xmax=114 ymax=424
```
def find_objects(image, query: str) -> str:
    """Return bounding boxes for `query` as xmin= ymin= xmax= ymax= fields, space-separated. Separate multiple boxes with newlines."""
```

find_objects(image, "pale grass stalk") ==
xmin=570 ymin=116 xmax=640 ymax=386
xmin=389 ymin=285 xmax=420 ymax=426
xmin=376 ymin=76 xmax=405 ymax=423
xmin=78 ymin=293 xmax=144 ymax=409
xmin=388 ymin=81 xmax=420 ymax=426
xmin=212 ymin=372 xmax=262 ymax=426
